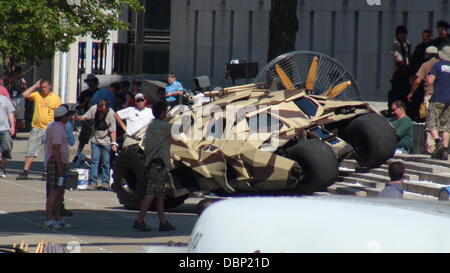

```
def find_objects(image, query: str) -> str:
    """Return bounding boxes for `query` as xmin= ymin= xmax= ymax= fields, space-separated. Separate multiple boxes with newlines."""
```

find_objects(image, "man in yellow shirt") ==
xmin=16 ymin=80 xmax=61 ymax=180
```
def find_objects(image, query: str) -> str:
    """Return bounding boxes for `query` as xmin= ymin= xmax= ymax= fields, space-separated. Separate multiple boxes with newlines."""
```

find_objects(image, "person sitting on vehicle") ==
xmin=165 ymin=73 xmax=184 ymax=107
xmin=115 ymin=93 xmax=154 ymax=148
xmin=133 ymin=100 xmax=176 ymax=232
xmin=390 ymin=100 xmax=413 ymax=154
xmin=379 ymin=161 xmax=405 ymax=199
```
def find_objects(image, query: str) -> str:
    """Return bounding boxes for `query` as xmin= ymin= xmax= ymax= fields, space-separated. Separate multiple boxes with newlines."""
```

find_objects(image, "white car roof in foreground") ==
xmin=185 ymin=196 xmax=450 ymax=253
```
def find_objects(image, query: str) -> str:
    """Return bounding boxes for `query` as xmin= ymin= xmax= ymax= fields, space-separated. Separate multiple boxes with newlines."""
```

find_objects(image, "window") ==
xmin=144 ymin=0 xmax=171 ymax=30
xmin=248 ymin=114 xmax=283 ymax=134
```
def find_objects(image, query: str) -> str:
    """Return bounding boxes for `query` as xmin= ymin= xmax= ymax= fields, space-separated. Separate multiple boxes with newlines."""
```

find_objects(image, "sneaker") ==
xmin=43 ymin=220 xmax=62 ymax=230
xmin=132 ymin=220 xmax=151 ymax=232
xmin=431 ymin=139 xmax=444 ymax=159
xmin=87 ymin=183 xmax=97 ymax=191
xmin=100 ymin=183 xmax=110 ymax=191
xmin=57 ymin=220 xmax=72 ymax=229
xmin=159 ymin=221 xmax=176 ymax=232
xmin=16 ymin=171 xmax=29 ymax=180
xmin=0 ymin=167 xmax=6 ymax=178
xmin=41 ymin=172 xmax=47 ymax=181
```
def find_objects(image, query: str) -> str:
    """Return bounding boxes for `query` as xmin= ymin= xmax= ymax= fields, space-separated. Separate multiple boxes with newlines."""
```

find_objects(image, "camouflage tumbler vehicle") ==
xmin=113 ymin=51 xmax=397 ymax=209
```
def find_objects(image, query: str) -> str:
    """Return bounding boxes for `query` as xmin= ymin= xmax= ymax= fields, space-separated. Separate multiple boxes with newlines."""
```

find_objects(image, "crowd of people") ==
xmin=1 ymin=21 xmax=450 ymax=229
xmin=0 ymin=72 xmax=185 ymax=231
xmin=388 ymin=20 xmax=450 ymax=160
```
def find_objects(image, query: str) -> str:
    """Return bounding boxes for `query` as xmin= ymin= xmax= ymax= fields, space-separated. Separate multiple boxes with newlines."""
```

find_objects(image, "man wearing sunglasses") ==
xmin=115 ymin=93 xmax=155 ymax=148
xmin=390 ymin=100 xmax=413 ymax=154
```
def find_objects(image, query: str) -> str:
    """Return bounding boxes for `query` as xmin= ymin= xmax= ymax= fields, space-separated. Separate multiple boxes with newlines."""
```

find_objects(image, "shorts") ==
xmin=145 ymin=162 xmax=171 ymax=196
xmin=427 ymin=102 xmax=450 ymax=133
xmin=46 ymin=159 xmax=69 ymax=187
xmin=426 ymin=102 xmax=450 ymax=132
xmin=26 ymin=127 xmax=45 ymax=158
xmin=123 ymin=135 xmax=141 ymax=148
xmin=0 ymin=131 xmax=12 ymax=159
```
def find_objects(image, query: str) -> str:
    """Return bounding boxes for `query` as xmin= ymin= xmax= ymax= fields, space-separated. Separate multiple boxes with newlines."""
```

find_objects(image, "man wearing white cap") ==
xmin=426 ymin=46 xmax=450 ymax=160
xmin=407 ymin=46 xmax=440 ymax=154
xmin=43 ymin=105 xmax=75 ymax=230
xmin=115 ymin=93 xmax=154 ymax=148
xmin=408 ymin=46 xmax=440 ymax=104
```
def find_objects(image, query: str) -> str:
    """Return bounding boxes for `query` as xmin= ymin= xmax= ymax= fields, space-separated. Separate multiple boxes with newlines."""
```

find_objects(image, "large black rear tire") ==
xmin=340 ymin=113 xmax=396 ymax=168
xmin=113 ymin=146 xmax=188 ymax=210
xmin=286 ymin=139 xmax=339 ymax=194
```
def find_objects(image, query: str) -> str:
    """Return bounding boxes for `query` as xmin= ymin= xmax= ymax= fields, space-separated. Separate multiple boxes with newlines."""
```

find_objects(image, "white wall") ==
xmin=296 ymin=0 xmax=450 ymax=101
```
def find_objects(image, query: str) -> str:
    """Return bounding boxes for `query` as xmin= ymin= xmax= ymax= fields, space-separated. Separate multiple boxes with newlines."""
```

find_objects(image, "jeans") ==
xmin=89 ymin=143 xmax=111 ymax=185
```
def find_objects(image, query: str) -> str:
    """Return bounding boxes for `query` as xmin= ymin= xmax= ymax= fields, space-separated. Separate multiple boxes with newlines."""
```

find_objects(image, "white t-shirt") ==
xmin=117 ymin=106 xmax=154 ymax=136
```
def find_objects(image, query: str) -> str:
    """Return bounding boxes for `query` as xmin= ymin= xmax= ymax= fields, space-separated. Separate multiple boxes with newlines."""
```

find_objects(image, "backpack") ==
xmin=94 ymin=109 xmax=109 ymax=131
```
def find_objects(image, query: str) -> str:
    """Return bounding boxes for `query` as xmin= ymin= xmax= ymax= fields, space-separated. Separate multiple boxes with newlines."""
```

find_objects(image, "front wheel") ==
xmin=286 ymin=139 xmax=339 ymax=194
xmin=340 ymin=113 xmax=396 ymax=168
xmin=113 ymin=146 xmax=188 ymax=210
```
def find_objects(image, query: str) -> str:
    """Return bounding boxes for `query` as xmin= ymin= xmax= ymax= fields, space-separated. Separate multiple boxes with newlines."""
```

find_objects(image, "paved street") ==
xmin=0 ymin=133 xmax=199 ymax=253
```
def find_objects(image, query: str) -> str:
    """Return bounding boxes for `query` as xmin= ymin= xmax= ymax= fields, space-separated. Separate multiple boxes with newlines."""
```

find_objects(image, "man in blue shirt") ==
xmin=165 ymin=74 xmax=184 ymax=107
xmin=90 ymin=82 xmax=120 ymax=109
xmin=379 ymin=162 xmax=405 ymax=199
xmin=426 ymin=46 xmax=450 ymax=160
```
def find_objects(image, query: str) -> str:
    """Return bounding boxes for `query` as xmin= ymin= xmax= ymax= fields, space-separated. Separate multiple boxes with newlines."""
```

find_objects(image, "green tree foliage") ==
xmin=0 ymin=0 xmax=143 ymax=66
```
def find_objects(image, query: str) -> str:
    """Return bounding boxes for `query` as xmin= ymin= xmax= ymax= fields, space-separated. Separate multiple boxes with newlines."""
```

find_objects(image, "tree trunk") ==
xmin=2 ymin=57 xmax=15 ymax=89
xmin=267 ymin=0 xmax=299 ymax=62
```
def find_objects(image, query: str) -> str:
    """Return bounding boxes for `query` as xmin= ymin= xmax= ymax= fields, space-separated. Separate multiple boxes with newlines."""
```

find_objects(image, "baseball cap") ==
xmin=426 ymin=46 xmax=439 ymax=54
xmin=135 ymin=93 xmax=145 ymax=100
xmin=55 ymin=104 xmax=76 ymax=118
xmin=84 ymin=74 xmax=99 ymax=83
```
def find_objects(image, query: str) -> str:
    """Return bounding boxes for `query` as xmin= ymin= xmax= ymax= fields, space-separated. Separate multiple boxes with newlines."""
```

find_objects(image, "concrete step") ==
xmin=403 ymin=191 xmax=438 ymax=201
xmin=338 ymin=171 xmax=445 ymax=197
xmin=422 ymin=158 xmax=450 ymax=169
xmin=368 ymin=168 xmax=450 ymax=186
xmin=402 ymin=180 xmax=443 ymax=197
xmin=342 ymin=158 xmax=449 ymax=174
xmin=393 ymin=153 xmax=430 ymax=162
xmin=394 ymin=153 xmax=450 ymax=169
xmin=350 ymin=172 xmax=419 ymax=183
xmin=327 ymin=184 xmax=368 ymax=197
xmin=334 ymin=179 xmax=440 ymax=201
xmin=340 ymin=159 xmax=359 ymax=170
xmin=346 ymin=173 xmax=389 ymax=185
xmin=338 ymin=176 xmax=386 ymax=189
xmin=384 ymin=159 xmax=448 ymax=174
xmin=332 ymin=182 xmax=382 ymax=197
xmin=339 ymin=156 xmax=448 ymax=199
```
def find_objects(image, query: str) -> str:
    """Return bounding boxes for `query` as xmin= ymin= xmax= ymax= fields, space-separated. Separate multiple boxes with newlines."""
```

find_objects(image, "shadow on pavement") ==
xmin=0 ymin=207 xmax=198 ymax=239
xmin=5 ymin=160 xmax=46 ymax=175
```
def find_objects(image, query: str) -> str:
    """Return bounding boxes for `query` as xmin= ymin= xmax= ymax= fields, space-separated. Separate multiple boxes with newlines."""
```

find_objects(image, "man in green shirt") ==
xmin=390 ymin=100 xmax=414 ymax=154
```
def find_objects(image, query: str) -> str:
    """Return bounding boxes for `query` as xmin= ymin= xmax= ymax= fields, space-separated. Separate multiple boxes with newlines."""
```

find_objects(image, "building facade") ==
xmin=46 ymin=0 xmax=450 ymax=103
